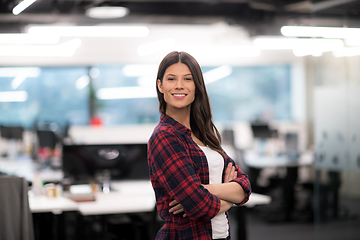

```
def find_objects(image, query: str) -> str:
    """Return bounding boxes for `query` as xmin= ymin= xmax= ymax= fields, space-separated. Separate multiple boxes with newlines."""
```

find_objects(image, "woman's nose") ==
xmin=175 ymin=79 xmax=184 ymax=89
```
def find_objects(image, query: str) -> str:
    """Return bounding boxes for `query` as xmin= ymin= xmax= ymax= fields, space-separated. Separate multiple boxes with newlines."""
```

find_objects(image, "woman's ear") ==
xmin=157 ymin=79 xmax=163 ymax=93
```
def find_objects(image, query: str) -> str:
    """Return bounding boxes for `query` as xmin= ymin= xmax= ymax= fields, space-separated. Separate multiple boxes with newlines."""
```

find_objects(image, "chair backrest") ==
xmin=0 ymin=176 xmax=34 ymax=240
xmin=37 ymin=130 xmax=58 ymax=149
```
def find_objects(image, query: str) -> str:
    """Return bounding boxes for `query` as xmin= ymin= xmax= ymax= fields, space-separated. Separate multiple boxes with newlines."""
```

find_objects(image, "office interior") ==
xmin=0 ymin=0 xmax=360 ymax=240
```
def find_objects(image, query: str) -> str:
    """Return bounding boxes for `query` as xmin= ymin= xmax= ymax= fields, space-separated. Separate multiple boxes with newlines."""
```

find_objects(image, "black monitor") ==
xmin=62 ymin=143 xmax=149 ymax=185
xmin=250 ymin=123 xmax=273 ymax=139
xmin=0 ymin=126 xmax=24 ymax=140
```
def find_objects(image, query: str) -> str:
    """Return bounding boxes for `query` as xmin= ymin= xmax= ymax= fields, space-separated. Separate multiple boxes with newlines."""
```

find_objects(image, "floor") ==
xmin=244 ymin=210 xmax=360 ymax=240
xmin=228 ymin=196 xmax=360 ymax=240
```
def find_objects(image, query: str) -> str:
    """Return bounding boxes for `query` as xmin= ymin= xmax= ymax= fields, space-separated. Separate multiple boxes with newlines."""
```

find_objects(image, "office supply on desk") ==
xmin=62 ymin=143 xmax=149 ymax=188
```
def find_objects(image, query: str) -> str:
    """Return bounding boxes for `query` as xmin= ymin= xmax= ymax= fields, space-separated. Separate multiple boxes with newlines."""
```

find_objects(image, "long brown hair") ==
xmin=156 ymin=51 xmax=225 ymax=159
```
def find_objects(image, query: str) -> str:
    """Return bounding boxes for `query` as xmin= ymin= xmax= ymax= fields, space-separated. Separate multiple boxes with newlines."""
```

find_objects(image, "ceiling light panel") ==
xmin=0 ymin=34 xmax=59 ymax=44
xmin=85 ymin=6 xmax=129 ymax=19
xmin=281 ymin=26 xmax=360 ymax=39
xmin=27 ymin=26 xmax=149 ymax=37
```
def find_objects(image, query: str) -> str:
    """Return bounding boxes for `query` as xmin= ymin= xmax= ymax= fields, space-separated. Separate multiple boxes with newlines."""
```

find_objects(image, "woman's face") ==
xmin=157 ymin=62 xmax=196 ymax=114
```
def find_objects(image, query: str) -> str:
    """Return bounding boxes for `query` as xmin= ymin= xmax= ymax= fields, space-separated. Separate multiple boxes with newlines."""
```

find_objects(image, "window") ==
xmin=0 ymin=67 xmax=89 ymax=129
xmin=0 ymin=64 xmax=292 ymax=128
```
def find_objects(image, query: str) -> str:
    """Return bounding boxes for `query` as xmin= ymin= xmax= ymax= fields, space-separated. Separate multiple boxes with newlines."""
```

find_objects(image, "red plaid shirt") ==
xmin=147 ymin=114 xmax=251 ymax=240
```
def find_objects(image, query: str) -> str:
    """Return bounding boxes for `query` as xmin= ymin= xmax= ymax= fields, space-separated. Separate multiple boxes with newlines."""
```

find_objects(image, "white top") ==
xmin=199 ymin=145 xmax=229 ymax=239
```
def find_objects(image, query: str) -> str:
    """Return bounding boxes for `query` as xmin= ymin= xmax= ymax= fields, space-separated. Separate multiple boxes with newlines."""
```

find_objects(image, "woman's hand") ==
xmin=224 ymin=162 xmax=237 ymax=183
xmin=169 ymin=200 xmax=187 ymax=217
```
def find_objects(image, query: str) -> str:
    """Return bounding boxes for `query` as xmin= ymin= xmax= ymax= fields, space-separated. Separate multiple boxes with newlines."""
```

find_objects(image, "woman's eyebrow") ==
xmin=165 ymin=73 xmax=192 ymax=77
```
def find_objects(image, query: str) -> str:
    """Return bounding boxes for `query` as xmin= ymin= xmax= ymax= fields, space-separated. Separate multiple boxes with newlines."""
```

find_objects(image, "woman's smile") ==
xmin=172 ymin=93 xmax=187 ymax=99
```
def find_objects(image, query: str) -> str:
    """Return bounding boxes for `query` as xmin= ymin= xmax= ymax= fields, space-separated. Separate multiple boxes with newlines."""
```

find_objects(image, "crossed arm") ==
xmin=169 ymin=162 xmax=246 ymax=217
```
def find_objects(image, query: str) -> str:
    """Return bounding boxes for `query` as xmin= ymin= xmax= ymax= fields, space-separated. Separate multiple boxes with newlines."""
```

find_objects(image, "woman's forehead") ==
xmin=165 ymin=62 xmax=191 ymax=75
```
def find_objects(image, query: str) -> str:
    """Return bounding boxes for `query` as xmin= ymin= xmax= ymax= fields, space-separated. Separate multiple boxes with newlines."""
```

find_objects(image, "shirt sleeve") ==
xmin=148 ymin=127 xmax=221 ymax=221
xmin=223 ymin=150 xmax=252 ymax=206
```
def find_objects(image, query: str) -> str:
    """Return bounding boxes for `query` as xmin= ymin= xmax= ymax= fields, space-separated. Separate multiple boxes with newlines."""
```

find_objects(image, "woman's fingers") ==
xmin=224 ymin=163 xmax=233 ymax=183
xmin=169 ymin=199 xmax=178 ymax=207
xmin=225 ymin=162 xmax=238 ymax=183
xmin=231 ymin=169 xmax=237 ymax=180
xmin=169 ymin=200 xmax=185 ymax=215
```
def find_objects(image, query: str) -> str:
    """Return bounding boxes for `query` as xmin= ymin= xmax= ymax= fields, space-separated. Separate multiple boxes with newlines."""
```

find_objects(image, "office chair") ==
xmin=0 ymin=176 xmax=35 ymax=240
xmin=37 ymin=130 xmax=58 ymax=149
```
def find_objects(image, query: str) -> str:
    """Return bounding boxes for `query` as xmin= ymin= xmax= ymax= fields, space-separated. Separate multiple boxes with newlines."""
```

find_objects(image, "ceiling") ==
xmin=1 ymin=0 xmax=360 ymax=35
xmin=1 ymin=0 xmax=360 ymax=66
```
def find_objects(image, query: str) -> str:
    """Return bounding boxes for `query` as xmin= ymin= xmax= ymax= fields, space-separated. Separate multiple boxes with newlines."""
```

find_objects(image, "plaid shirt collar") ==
xmin=160 ymin=114 xmax=191 ymax=136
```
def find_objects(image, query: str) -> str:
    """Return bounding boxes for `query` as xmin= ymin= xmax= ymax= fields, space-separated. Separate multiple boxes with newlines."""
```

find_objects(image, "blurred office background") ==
xmin=0 ymin=0 xmax=360 ymax=240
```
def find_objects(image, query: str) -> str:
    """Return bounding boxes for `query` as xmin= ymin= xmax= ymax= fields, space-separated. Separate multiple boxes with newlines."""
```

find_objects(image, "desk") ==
xmin=76 ymin=181 xmax=156 ymax=215
xmin=29 ymin=195 xmax=78 ymax=214
xmin=243 ymin=150 xmax=314 ymax=221
xmin=243 ymin=150 xmax=313 ymax=168
xmin=0 ymin=156 xmax=63 ymax=182
xmin=29 ymin=181 xmax=270 ymax=215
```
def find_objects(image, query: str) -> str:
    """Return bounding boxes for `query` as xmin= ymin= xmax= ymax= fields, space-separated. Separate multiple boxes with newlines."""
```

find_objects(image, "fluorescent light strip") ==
xmin=333 ymin=47 xmax=360 ymax=57
xmin=122 ymin=64 xmax=158 ymax=77
xmin=137 ymin=38 xmax=176 ymax=56
xmin=0 ymin=91 xmax=28 ymax=102
xmin=204 ymin=65 xmax=232 ymax=84
xmin=293 ymin=49 xmax=323 ymax=57
xmin=0 ymin=67 xmax=40 ymax=77
xmin=0 ymin=34 xmax=59 ymax=44
xmin=0 ymin=38 xmax=81 ymax=57
xmin=75 ymin=75 xmax=90 ymax=90
xmin=12 ymin=0 xmax=36 ymax=15
xmin=344 ymin=38 xmax=360 ymax=46
xmin=90 ymin=68 xmax=100 ymax=79
xmin=96 ymin=86 xmax=157 ymax=100
xmin=281 ymin=26 xmax=360 ymax=39
xmin=28 ymin=26 xmax=149 ymax=37
xmin=177 ymin=45 xmax=261 ymax=58
xmin=253 ymin=37 xmax=344 ymax=50
xmin=86 ymin=6 xmax=129 ymax=19
xmin=137 ymin=76 xmax=155 ymax=87
xmin=11 ymin=70 xmax=28 ymax=89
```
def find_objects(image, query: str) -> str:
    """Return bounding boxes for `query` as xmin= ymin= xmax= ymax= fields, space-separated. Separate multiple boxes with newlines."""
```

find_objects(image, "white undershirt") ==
xmin=199 ymin=145 xmax=229 ymax=239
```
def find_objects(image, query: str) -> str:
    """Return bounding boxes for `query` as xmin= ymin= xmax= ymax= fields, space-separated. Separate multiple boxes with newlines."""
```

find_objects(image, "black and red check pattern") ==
xmin=147 ymin=114 xmax=251 ymax=240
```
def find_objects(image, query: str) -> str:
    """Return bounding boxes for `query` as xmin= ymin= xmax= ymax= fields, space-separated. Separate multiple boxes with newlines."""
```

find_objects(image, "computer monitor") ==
xmin=62 ymin=143 xmax=149 ymax=185
xmin=0 ymin=126 xmax=24 ymax=140
xmin=250 ymin=123 xmax=273 ymax=139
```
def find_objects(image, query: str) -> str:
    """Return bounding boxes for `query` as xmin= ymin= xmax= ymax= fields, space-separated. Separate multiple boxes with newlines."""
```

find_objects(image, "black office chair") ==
xmin=37 ymin=130 xmax=58 ymax=149
xmin=0 ymin=176 xmax=35 ymax=240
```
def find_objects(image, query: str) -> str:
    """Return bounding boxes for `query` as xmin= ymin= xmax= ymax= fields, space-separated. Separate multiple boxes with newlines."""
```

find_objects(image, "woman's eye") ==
xmin=185 ymin=78 xmax=192 ymax=81
xmin=168 ymin=78 xmax=174 ymax=81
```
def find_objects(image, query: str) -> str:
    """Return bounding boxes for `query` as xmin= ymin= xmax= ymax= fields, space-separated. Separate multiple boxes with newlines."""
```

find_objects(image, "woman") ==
xmin=147 ymin=51 xmax=251 ymax=240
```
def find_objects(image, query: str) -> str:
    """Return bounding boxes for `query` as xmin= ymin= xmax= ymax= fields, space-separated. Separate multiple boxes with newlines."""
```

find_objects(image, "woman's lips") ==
xmin=172 ymin=93 xmax=186 ymax=99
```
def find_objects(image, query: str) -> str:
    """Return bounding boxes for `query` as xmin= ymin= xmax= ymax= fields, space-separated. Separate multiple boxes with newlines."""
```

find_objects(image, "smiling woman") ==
xmin=147 ymin=51 xmax=251 ymax=240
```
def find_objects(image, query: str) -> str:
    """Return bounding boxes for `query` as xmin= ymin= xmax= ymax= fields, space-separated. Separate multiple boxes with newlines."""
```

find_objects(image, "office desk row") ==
xmin=29 ymin=180 xmax=156 ymax=215
xmin=1 ymin=157 xmax=271 ymax=215
xmin=0 ymin=156 xmax=63 ymax=182
xmin=243 ymin=150 xmax=314 ymax=168
xmin=29 ymin=180 xmax=271 ymax=216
